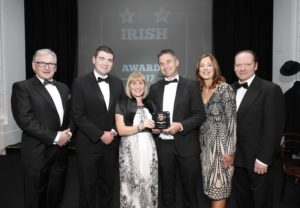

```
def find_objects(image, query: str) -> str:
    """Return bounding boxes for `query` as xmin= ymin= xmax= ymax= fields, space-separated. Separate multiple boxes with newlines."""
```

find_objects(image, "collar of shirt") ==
xmin=36 ymin=75 xmax=54 ymax=85
xmin=164 ymin=74 xmax=179 ymax=82
xmin=93 ymin=69 xmax=108 ymax=81
xmin=236 ymin=74 xmax=255 ymax=111
xmin=94 ymin=70 xmax=110 ymax=110
xmin=238 ymin=74 xmax=255 ymax=87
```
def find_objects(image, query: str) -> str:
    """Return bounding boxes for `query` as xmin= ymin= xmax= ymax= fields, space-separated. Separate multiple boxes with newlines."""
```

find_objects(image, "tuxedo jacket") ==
xmin=71 ymin=72 xmax=124 ymax=154
xmin=11 ymin=76 xmax=73 ymax=168
xmin=232 ymin=76 xmax=285 ymax=169
xmin=148 ymin=76 xmax=206 ymax=157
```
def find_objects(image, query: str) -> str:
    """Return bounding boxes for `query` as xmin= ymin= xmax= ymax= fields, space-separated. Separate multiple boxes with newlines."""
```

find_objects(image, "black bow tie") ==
xmin=164 ymin=79 xmax=178 ymax=85
xmin=43 ymin=80 xmax=56 ymax=86
xmin=97 ymin=77 xmax=109 ymax=83
xmin=235 ymin=82 xmax=248 ymax=89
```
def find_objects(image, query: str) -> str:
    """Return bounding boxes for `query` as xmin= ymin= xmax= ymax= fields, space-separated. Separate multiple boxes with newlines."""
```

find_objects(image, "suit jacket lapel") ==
xmin=157 ymin=80 xmax=165 ymax=111
xmin=88 ymin=73 xmax=107 ymax=110
xmin=173 ymin=77 xmax=184 ymax=118
xmin=108 ymin=75 xmax=116 ymax=111
xmin=56 ymin=83 xmax=68 ymax=112
xmin=32 ymin=77 xmax=58 ymax=112
xmin=237 ymin=77 xmax=261 ymax=120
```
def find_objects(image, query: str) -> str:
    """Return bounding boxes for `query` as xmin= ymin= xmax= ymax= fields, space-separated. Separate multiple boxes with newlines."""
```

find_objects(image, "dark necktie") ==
xmin=43 ymin=80 xmax=56 ymax=86
xmin=164 ymin=78 xmax=178 ymax=85
xmin=235 ymin=82 xmax=248 ymax=89
xmin=97 ymin=77 xmax=109 ymax=83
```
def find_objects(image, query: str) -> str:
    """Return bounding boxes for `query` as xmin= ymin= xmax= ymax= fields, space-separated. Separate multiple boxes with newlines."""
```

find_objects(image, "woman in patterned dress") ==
xmin=196 ymin=53 xmax=237 ymax=208
xmin=115 ymin=72 xmax=158 ymax=208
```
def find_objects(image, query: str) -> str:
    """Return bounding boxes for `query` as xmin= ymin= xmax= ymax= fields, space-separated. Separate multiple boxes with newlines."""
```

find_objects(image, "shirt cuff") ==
xmin=179 ymin=123 xmax=183 ymax=131
xmin=53 ymin=132 xmax=60 ymax=145
xmin=67 ymin=131 xmax=72 ymax=137
xmin=111 ymin=129 xmax=118 ymax=135
xmin=256 ymin=159 xmax=268 ymax=167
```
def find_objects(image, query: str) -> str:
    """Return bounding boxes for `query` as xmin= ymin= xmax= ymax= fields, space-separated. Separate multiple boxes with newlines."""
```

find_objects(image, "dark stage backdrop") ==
xmin=24 ymin=0 xmax=78 ymax=87
xmin=213 ymin=0 xmax=274 ymax=83
xmin=78 ymin=0 xmax=212 ymax=85
xmin=24 ymin=0 xmax=273 ymax=86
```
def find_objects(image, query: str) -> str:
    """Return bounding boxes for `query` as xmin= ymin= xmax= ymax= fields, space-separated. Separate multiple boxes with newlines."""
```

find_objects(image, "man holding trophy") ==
xmin=149 ymin=49 xmax=206 ymax=208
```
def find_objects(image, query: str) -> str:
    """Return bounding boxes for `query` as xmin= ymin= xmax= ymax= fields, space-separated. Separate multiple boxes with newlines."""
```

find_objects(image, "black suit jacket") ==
xmin=284 ymin=81 xmax=300 ymax=133
xmin=232 ymin=76 xmax=285 ymax=169
xmin=71 ymin=72 xmax=124 ymax=154
xmin=148 ymin=76 xmax=206 ymax=157
xmin=11 ymin=76 xmax=73 ymax=168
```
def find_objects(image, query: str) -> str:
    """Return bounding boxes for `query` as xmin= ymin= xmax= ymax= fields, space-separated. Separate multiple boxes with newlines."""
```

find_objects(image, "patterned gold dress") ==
xmin=199 ymin=82 xmax=237 ymax=200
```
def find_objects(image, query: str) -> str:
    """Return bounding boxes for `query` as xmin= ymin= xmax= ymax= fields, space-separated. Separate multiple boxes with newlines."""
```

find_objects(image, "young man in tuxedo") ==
xmin=148 ymin=49 xmax=206 ymax=208
xmin=231 ymin=50 xmax=285 ymax=208
xmin=71 ymin=46 xmax=124 ymax=208
xmin=11 ymin=49 xmax=73 ymax=208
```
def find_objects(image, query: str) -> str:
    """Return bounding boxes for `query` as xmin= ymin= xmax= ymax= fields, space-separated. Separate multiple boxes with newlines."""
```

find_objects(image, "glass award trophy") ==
xmin=154 ymin=111 xmax=170 ymax=129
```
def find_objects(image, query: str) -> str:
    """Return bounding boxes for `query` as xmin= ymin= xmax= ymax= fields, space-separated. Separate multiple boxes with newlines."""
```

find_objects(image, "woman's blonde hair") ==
xmin=125 ymin=71 xmax=148 ymax=99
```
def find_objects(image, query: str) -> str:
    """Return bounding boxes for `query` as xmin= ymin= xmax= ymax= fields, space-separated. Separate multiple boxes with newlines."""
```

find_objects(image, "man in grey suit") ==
xmin=71 ymin=46 xmax=124 ymax=208
xmin=148 ymin=49 xmax=206 ymax=208
xmin=231 ymin=50 xmax=285 ymax=208
xmin=11 ymin=49 xmax=73 ymax=208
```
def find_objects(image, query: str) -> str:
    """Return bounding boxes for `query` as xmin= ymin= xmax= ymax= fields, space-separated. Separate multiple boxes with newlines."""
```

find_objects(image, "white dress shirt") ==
xmin=159 ymin=75 xmax=179 ymax=140
xmin=236 ymin=74 xmax=255 ymax=111
xmin=94 ymin=70 xmax=110 ymax=110
xmin=37 ymin=76 xmax=64 ymax=144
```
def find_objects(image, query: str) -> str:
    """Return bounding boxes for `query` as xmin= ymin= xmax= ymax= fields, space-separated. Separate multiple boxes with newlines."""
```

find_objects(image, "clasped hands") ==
xmin=101 ymin=129 xmax=118 ymax=145
xmin=57 ymin=128 xmax=72 ymax=147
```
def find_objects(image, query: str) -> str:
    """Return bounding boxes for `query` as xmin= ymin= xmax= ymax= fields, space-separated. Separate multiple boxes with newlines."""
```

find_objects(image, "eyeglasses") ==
xmin=35 ymin=61 xmax=57 ymax=68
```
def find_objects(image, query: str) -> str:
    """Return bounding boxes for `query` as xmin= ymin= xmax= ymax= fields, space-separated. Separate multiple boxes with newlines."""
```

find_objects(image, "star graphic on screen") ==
xmin=154 ymin=7 xmax=170 ymax=23
xmin=119 ymin=8 xmax=135 ymax=24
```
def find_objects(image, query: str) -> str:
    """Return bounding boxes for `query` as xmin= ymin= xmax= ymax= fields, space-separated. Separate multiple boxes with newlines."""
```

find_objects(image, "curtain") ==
xmin=213 ymin=0 xmax=273 ymax=83
xmin=24 ymin=0 xmax=78 ymax=87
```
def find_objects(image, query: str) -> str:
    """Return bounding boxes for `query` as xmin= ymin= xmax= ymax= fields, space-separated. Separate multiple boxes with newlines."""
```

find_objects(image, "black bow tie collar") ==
xmin=164 ymin=78 xmax=178 ymax=85
xmin=235 ymin=82 xmax=248 ymax=89
xmin=97 ymin=77 xmax=109 ymax=83
xmin=43 ymin=80 xmax=56 ymax=86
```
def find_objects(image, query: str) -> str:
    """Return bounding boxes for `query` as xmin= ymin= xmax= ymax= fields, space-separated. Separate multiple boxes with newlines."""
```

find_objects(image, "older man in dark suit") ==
xmin=231 ymin=50 xmax=285 ymax=208
xmin=148 ymin=49 xmax=206 ymax=208
xmin=71 ymin=46 xmax=124 ymax=208
xmin=11 ymin=49 xmax=73 ymax=208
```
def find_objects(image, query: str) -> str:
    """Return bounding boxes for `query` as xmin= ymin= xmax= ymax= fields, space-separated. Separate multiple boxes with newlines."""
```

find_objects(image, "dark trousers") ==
xmin=77 ymin=147 xmax=118 ymax=208
xmin=157 ymin=140 xmax=201 ymax=208
xmin=23 ymin=157 xmax=67 ymax=208
xmin=231 ymin=166 xmax=273 ymax=208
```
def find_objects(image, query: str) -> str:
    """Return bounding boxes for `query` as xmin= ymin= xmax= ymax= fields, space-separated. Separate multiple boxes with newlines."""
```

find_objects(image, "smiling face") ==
xmin=198 ymin=56 xmax=214 ymax=82
xmin=129 ymin=79 xmax=145 ymax=98
xmin=92 ymin=50 xmax=114 ymax=76
xmin=32 ymin=53 xmax=57 ymax=80
xmin=158 ymin=53 xmax=179 ymax=79
xmin=125 ymin=72 xmax=148 ymax=99
xmin=234 ymin=51 xmax=258 ymax=82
